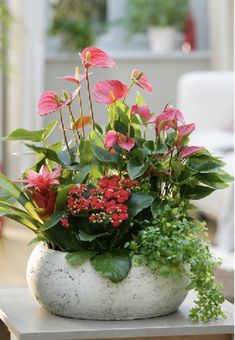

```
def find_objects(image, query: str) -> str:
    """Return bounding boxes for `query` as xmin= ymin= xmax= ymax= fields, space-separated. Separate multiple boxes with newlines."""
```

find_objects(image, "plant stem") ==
xmin=68 ymin=105 xmax=80 ymax=145
xmin=123 ymin=81 xmax=134 ymax=103
xmin=59 ymin=109 xmax=73 ymax=162
xmin=78 ymin=90 xmax=85 ymax=138
xmin=85 ymin=68 xmax=95 ymax=129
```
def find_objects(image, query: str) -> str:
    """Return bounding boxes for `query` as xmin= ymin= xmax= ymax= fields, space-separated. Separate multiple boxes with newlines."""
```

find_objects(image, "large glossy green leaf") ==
xmin=187 ymin=154 xmax=225 ymax=173
xmin=78 ymin=230 xmax=110 ymax=242
xmin=91 ymin=250 xmax=132 ymax=282
xmin=5 ymin=121 xmax=57 ymax=142
xmin=127 ymin=157 xmax=148 ymax=179
xmin=26 ymin=144 xmax=65 ymax=166
xmin=40 ymin=211 xmax=65 ymax=231
xmin=66 ymin=250 xmax=96 ymax=266
xmin=128 ymin=192 xmax=154 ymax=217
xmin=91 ymin=144 xmax=120 ymax=164
xmin=151 ymin=198 xmax=166 ymax=218
xmin=0 ymin=201 xmax=39 ymax=231
xmin=56 ymin=185 xmax=73 ymax=210
xmin=196 ymin=173 xmax=230 ymax=189
xmin=0 ymin=173 xmax=42 ymax=223
xmin=180 ymin=185 xmax=215 ymax=200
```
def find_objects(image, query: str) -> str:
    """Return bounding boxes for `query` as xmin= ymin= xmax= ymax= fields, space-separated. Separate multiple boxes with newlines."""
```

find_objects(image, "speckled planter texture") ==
xmin=26 ymin=243 xmax=188 ymax=320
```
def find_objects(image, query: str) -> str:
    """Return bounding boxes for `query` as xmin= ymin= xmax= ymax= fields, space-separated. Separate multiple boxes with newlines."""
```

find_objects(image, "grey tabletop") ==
xmin=0 ymin=288 xmax=233 ymax=340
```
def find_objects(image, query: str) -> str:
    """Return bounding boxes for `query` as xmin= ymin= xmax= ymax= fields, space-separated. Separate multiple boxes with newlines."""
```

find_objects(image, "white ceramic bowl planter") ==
xmin=27 ymin=243 xmax=188 ymax=320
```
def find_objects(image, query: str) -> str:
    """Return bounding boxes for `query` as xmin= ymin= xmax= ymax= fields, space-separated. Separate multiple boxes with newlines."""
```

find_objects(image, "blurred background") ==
xmin=0 ymin=0 xmax=234 ymax=306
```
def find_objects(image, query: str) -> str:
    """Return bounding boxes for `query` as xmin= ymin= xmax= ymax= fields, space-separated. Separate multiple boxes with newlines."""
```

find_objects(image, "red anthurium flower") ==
xmin=38 ymin=90 xmax=78 ymax=116
xmin=79 ymin=47 xmax=116 ymax=69
xmin=56 ymin=74 xmax=86 ymax=85
xmin=93 ymin=80 xmax=128 ymax=105
xmin=131 ymin=69 xmax=153 ymax=92
xmin=104 ymin=130 xmax=135 ymax=151
xmin=179 ymin=146 xmax=204 ymax=160
xmin=17 ymin=165 xmax=62 ymax=192
xmin=131 ymin=104 xmax=152 ymax=119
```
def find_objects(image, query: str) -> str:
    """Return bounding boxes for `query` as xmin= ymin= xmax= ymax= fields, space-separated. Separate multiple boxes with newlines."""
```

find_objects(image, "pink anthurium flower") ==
xmin=38 ymin=90 xmax=78 ymax=116
xmin=148 ymin=105 xmax=185 ymax=135
xmin=131 ymin=104 xmax=152 ymax=119
xmin=93 ymin=80 xmax=128 ymax=105
xmin=104 ymin=130 xmax=119 ymax=148
xmin=131 ymin=69 xmax=153 ymax=92
xmin=79 ymin=47 xmax=116 ymax=69
xmin=56 ymin=73 xmax=86 ymax=85
xmin=179 ymin=146 xmax=204 ymax=160
xmin=104 ymin=130 xmax=135 ymax=151
xmin=177 ymin=123 xmax=195 ymax=148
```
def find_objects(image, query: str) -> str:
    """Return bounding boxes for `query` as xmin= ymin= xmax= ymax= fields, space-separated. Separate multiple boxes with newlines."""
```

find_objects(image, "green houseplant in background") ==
xmin=49 ymin=0 xmax=106 ymax=50
xmin=0 ymin=47 xmax=233 ymax=321
xmin=125 ymin=0 xmax=189 ymax=52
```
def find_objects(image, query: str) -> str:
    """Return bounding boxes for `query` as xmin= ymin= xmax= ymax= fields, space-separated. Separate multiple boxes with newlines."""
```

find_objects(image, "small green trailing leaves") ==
xmin=127 ymin=199 xmax=226 ymax=322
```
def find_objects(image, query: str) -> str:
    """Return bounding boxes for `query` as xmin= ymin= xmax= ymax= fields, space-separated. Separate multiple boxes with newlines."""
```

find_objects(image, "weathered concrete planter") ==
xmin=26 ymin=243 xmax=188 ymax=320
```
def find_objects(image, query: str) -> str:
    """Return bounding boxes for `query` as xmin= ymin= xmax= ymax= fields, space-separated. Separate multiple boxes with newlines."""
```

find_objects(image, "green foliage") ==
xmin=125 ymin=0 xmax=189 ymax=35
xmin=127 ymin=199 xmax=225 ymax=321
xmin=49 ymin=0 xmax=106 ymax=50
xmin=66 ymin=250 xmax=96 ymax=266
xmin=91 ymin=250 xmax=132 ymax=282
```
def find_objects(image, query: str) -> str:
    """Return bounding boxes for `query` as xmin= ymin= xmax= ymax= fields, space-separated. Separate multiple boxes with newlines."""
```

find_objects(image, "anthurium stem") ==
xmin=123 ymin=81 xmax=134 ymax=103
xmin=85 ymin=68 xmax=95 ymax=129
xmin=68 ymin=105 xmax=80 ymax=145
xmin=78 ymin=90 xmax=85 ymax=138
xmin=59 ymin=109 xmax=73 ymax=162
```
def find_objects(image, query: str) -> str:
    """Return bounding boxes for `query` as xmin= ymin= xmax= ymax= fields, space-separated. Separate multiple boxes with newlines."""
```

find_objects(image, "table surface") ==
xmin=0 ymin=288 xmax=233 ymax=340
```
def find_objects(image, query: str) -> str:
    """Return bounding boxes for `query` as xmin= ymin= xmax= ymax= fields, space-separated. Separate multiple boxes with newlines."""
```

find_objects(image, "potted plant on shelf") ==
xmin=0 ymin=47 xmax=232 ymax=322
xmin=49 ymin=0 xmax=106 ymax=50
xmin=125 ymin=0 xmax=189 ymax=52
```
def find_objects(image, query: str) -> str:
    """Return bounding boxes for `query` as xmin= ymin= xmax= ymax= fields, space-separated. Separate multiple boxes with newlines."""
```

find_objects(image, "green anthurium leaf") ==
xmin=79 ymin=139 xmax=93 ymax=166
xmin=49 ymin=142 xmax=63 ymax=153
xmin=27 ymin=234 xmax=47 ymax=246
xmin=89 ymin=130 xmax=104 ymax=147
xmin=180 ymin=185 xmax=215 ymax=200
xmin=5 ymin=128 xmax=45 ymax=142
xmin=217 ymin=170 xmax=234 ymax=182
xmin=143 ymin=140 xmax=155 ymax=152
xmin=187 ymin=154 xmax=225 ymax=173
xmin=90 ymin=250 xmax=132 ymax=282
xmin=58 ymin=146 xmax=77 ymax=166
xmin=136 ymin=91 xmax=145 ymax=105
xmin=42 ymin=120 xmax=57 ymax=140
xmin=151 ymin=198 xmax=166 ymax=218
xmin=26 ymin=144 xmax=65 ymax=166
xmin=127 ymin=157 xmax=148 ymax=179
xmin=40 ymin=211 xmax=65 ymax=231
xmin=94 ymin=123 xmax=103 ymax=134
xmin=196 ymin=173 xmax=230 ymax=189
xmin=66 ymin=250 xmax=96 ymax=266
xmin=128 ymin=192 xmax=154 ymax=217
xmin=78 ymin=230 xmax=111 ymax=242
xmin=0 ymin=173 xmax=43 ymax=223
xmin=155 ymin=143 xmax=168 ymax=154
xmin=74 ymin=164 xmax=91 ymax=183
xmin=56 ymin=185 xmax=73 ymax=210
xmin=91 ymin=144 xmax=120 ymax=164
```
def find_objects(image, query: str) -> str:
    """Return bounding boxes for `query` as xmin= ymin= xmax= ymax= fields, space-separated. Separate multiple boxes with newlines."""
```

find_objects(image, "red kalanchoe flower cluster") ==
xmin=65 ymin=176 xmax=138 ymax=228
xmin=61 ymin=214 xmax=70 ymax=229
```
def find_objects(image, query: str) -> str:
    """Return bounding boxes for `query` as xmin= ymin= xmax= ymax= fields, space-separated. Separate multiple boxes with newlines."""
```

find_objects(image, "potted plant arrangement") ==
xmin=125 ymin=0 xmax=189 ymax=52
xmin=0 ymin=47 xmax=232 ymax=322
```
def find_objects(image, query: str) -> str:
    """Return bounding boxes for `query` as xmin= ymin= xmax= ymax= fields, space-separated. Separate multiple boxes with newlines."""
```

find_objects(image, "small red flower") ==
xmin=93 ymin=80 xmax=128 ymax=105
xmin=79 ymin=47 xmax=116 ymax=69
xmin=131 ymin=104 xmax=152 ymax=119
xmin=179 ymin=146 xmax=204 ymax=160
xmin=131 ymin=69 xmax=153 ymax=92
xmin=38 ymin=90 xmax=78 ymax=116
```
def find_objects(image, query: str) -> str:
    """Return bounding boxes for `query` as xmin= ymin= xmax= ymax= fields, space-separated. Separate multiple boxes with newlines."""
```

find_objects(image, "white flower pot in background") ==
xmin=148 ymin=26 xmax=177 ymax=53
xmin=27 ymin=243 xmax=188 ymax=320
